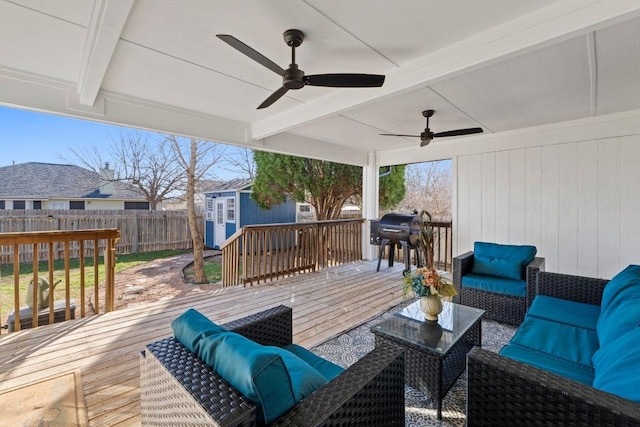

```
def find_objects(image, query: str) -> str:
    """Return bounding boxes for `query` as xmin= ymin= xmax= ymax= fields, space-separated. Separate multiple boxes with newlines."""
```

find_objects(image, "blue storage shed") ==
xmin=204 ymin=179 xmax=298 ymax=249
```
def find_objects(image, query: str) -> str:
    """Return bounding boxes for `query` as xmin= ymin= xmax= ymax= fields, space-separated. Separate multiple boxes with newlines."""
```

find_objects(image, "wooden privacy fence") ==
xmin=378 ymin=221 xmax=453 ymax=271
xmin=0 ymin=228 xmax=119 ymax=334
xmin=0 ymin=210 xmax=201 ymax=263
xmin=221 ymin=219 xmax=364 ymax=287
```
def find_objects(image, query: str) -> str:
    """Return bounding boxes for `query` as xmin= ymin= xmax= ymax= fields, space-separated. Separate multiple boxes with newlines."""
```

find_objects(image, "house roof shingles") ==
xmin=0 ymin=162 xmax=145 ymax=200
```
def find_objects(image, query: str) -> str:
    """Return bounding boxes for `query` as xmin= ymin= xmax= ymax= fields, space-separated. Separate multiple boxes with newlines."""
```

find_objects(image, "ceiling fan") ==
xmin=216 ymin=29 xmax=385 ymax=109
xmin=381 ymin=110 xmax=483 ymax=147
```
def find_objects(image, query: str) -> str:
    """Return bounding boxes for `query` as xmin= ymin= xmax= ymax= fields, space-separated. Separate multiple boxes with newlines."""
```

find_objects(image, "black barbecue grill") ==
xmin=371 ymin=213 xmax=423 ymax=273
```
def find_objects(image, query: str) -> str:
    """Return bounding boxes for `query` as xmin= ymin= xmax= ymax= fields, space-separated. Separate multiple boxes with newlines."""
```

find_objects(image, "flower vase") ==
xmin=420 ymin=294 xmax=442 ymax=321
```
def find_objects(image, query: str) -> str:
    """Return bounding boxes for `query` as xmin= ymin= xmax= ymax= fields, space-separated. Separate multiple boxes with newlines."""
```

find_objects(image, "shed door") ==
xmin=214 ymin=200 xmax=226 ymax=249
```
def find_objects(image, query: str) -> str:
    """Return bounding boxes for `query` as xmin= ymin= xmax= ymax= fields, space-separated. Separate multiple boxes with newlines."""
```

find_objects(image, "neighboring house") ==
xmin=163 ymin=179 xmax=224 ymax=213
xmin=204 ymin=179 xmax=296 ymax=249
xmin=0 ymin=162 xmax=150 ymax=210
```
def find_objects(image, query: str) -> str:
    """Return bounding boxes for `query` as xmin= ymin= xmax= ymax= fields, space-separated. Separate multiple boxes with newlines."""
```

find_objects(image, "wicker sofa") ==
xmin=453 ymin=242 xmax=545 ymax=325
xmin=467 ymin=268 xmax=640 ymax=426
xmin=140 ymin=305 xmax=405 ymax=426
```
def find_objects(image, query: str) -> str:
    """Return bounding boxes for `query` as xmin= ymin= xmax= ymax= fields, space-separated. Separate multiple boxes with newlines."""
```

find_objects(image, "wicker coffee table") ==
xmin=371 ymin=300 xmax=484 ymax=419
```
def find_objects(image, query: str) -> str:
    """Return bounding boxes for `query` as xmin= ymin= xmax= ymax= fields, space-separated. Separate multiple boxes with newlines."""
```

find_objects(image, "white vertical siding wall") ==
xmin=455 ymin=135 xmax=640 ymax=279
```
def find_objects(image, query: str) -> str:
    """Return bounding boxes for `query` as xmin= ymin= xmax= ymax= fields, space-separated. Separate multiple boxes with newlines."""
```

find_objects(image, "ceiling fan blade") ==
xmin=257 ymin=86 xmax=290 ymax=109
xmin=217 ymin=34 xmax=285 ymax=76
xmin=380 ymin=133 xmax=420 ymax=138
xmin=433 ymin=127 xmax=483 ymax=138
xmin=305 ymin=74 xmax=385 ymax=88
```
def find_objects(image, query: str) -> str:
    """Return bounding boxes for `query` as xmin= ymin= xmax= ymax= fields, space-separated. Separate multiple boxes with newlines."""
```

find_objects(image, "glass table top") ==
xmin=371 ymin=300 xmax=484 ymax=356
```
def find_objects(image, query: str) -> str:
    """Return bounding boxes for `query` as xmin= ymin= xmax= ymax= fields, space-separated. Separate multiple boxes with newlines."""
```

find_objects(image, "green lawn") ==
xmin=0 ymin=249 xmax=190 ymax=325
xmin=182 ymin=255 xmax=223 ymax=283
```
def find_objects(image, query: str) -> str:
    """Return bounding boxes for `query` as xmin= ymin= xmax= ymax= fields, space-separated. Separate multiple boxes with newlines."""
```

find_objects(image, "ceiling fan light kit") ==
xmin=381 ymin=109 xmax=483 ymax=147
xmin=217 ymin=29 xmax=385 ymax=109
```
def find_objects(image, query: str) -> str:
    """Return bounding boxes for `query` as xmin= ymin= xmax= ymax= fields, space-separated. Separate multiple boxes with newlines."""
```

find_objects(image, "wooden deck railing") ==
xmin=379 ymin=221 xmax=453 ymax=271
xmin=221 ymin=219 xmax=364 ymax=287
xmin=0 ymin=228 xmax=120 ymax=333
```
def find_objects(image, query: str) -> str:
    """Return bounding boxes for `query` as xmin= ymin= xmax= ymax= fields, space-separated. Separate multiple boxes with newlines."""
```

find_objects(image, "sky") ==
xmin=0 ymin=106 xmax=244 ymax=179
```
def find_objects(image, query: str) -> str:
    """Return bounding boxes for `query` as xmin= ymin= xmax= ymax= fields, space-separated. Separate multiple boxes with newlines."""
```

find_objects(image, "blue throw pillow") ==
xmin=592 ymin=328 xmax=640 ymax=402
xmin=171 ymin=308 xmax=226 ymax=354
xmin=596 ymin=295 xmax=640 ymax=347
xmin=471 ymin=242 xmax=537 ymax=281
xmin=198 ymin=332 xmax=326 ymax=424
xmin=599 ymin=264 xmax=640 ymax=313
xmin=284 ymin=343 xmax=345 ymax=381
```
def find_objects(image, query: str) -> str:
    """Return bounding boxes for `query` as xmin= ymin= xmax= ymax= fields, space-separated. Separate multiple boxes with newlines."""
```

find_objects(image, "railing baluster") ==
xmin=13 ymin=245 xmax=20 ymax=332
xmin=94 ymin=238 xmax=99 ymax=314
xmin=64 ymin=241 xmax=71 ymax=320
xmin=79 ymin=241 xmax=85 ymax=318
xmin=48 ymin=243 xmax=55 ymax=324
xmin=31 ymin=244 xmax=38 ymax=329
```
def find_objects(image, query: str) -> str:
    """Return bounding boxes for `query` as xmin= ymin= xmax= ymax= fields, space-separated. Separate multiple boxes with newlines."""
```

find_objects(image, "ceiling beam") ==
xmin=261 ymin=133 xmax=369 ymax=166
xmin=251 ymin=0 xmax=640 ymax=139
xmin=77 ymin=0 xmax=134 ymax=106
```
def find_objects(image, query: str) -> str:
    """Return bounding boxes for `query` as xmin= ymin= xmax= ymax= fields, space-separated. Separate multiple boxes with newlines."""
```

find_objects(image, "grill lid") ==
xmin=377 ymin=213 xmax=422 ymax=246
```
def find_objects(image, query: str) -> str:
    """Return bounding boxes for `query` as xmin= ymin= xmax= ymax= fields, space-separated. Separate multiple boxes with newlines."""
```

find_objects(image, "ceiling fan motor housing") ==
xmin=420 ymin=131 xmax=433 ymax=142
xmin=284 ymin=64 xmax=305 ymax=89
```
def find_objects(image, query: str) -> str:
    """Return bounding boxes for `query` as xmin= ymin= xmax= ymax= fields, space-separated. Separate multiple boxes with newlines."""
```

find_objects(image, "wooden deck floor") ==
xmin=0 ymin=260 xmax=407 ymax=426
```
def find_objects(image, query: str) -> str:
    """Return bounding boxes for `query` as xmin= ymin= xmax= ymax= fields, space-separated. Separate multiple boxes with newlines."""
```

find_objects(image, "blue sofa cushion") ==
xmin=471 ymin=242 xmax=537 ymax=281
xmin=509 ymin=317 xmax=598 ymax=367
xmin=171 ymin=308 xmax=226 ymax=354
xmin=284 ymin=344 xmax=345 ymax=381
xmin=527 ymin=295 xmax=600 ymax=331
xmin=500 ymin=343 xmax=595 ymax=385
xmin=198 ymin=331 xmax=327 ymax=424
xmin=461 ymin=273 xmax=526 ymax=297
xmin=599 ymin=264 xmax=640 ymax=313
xmin=592 ymin=328 xmax=640 ymax=402
xmin=597 ymin=295 xmax=640 ymax=348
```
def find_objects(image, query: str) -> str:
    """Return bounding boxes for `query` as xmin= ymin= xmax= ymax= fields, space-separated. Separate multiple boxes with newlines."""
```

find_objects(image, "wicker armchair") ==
xmin=140 ymin=305 xmax=405 ymax=426
xmin=466 ymin=271 xmax=640 ymax=426
xmin=453 ymin=251 xmax=544 ymax=325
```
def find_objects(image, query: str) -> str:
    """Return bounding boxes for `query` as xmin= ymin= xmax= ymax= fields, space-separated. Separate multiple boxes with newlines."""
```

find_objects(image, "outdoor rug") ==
xmin=0 ymin=369 xmax=88 ymax=427
xmin=312 ymin=302 xmax=517 ymax=427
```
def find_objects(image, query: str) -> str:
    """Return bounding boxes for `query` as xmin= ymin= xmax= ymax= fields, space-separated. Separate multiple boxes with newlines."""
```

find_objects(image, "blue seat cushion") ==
xmin=461 ymin=273 xmax=526 ymax=297
xmin=527 ymin=295 xmax=600 ymax=331
xmin=284 ymin=344 xmax=345 ymax=381
xmin=198 ymin=331 xmax=327 ymax=424
xmin=171 ymin=308 xmax=226 ymax=354
xmin=471 ymin=242 xmax=537 ymax=281
xmin=599 ymin=264 xmax=640 ymax=313
xmin=500 ymin=343 xmax=595 ymax=385
xmin=509 ymin=317 xmax=598 ymax=367
xmin=592 ymin=328 xmax=640 ymax=402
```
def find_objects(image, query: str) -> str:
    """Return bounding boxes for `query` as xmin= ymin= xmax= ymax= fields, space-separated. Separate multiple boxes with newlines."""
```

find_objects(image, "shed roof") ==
xmin=0 ymin=162 xmax=145 ymax=200
xmin=205 ymin=178 xmax=253 ymax=193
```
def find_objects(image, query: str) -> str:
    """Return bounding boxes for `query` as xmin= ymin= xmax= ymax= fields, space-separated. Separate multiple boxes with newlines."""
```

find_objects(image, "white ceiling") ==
xmin=0 ymin=0 xmax=639 ymax=166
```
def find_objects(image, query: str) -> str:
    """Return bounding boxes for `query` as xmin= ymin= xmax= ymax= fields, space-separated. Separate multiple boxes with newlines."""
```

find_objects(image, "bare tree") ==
xmin=70 ymin=131 xmax=185 ymax=210
xmin=395 ymin=160 xmax=452 ymax=220
xmin=168 ymin=135 xmax=224 ymax=284
xmin=220 ymin=147 xmax=256 ymax=179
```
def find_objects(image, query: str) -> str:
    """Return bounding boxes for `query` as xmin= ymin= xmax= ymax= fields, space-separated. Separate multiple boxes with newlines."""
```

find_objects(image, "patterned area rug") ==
xmin=0 ymin=370 xmax=87 ymax=427
xmin=312 ymin=302 xmax=517 ymax=427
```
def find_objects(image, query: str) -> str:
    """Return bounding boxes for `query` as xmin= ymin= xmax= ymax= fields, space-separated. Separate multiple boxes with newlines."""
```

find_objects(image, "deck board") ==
xmin=0 ymin=260 xmax=406 ymax=426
